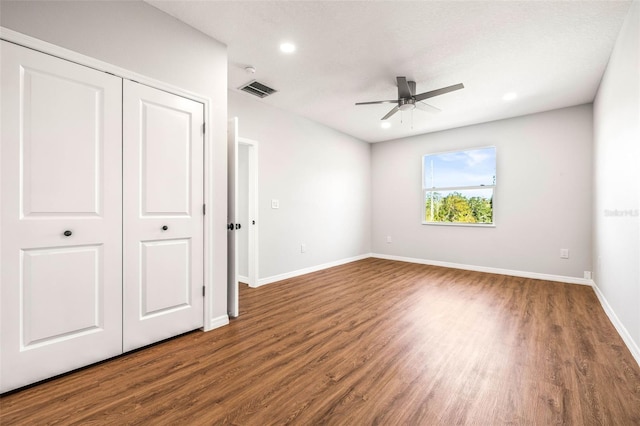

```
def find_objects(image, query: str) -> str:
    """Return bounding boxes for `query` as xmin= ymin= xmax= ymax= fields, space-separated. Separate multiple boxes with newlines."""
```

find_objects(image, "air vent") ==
xmin=239 ymin=80 xmax=277 ymax=98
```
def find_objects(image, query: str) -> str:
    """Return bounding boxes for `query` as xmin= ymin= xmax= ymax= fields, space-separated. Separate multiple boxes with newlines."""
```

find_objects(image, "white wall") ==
xmin=228 ymin=90 xmax=371 ymax=280
xmin=1 ymin=1 xmax=229 ymax=325
xmin=593 ymin=0 xmax=640 ymax=360
xmin=372 ymin=105 xmax=593 ymax=280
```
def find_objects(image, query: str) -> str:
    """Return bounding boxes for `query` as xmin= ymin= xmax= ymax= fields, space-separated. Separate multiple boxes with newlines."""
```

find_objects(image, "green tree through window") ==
xmin=422 ymin=148 xmax=496 ymax=225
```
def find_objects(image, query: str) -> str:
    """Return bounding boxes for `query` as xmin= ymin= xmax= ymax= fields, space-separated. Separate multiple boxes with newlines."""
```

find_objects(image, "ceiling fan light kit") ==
xmin=356 ymin=76 xmax=464 ymax=121
xmin=398 ymin=98 xmax=416 ymax=112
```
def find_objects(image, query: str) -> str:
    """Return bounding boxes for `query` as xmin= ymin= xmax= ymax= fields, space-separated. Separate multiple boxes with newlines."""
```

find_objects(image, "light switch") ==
xmin=271 ymin=199 xmax=279 ymax=209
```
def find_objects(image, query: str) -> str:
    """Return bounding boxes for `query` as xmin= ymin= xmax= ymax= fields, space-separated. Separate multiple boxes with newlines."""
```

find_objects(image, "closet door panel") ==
xmin=123 ymin=80 xmax=204 ymax=352
xmin=140 ymin=239 xmax=191 ymax=316
xmin=21 ymin=245 xmax=104 ymax=346
xmin=141 ymin=101 xmax=192 ymax=216
xmin=0 ymin=41 xmax=123 ymax=393
xmin=22 ymin=65 xmax=103 ymax=215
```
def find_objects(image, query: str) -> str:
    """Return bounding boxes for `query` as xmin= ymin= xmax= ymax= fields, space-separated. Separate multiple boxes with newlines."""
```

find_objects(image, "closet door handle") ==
xmin=162 ymin=225 xmax=168 ymax=231
xmin=63 ymin=230 xmax=73 ymax=237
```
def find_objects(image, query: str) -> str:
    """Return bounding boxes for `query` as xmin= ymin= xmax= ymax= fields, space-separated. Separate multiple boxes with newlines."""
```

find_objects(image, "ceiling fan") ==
xmin=356 ymin=77 xmax=464 ymax=120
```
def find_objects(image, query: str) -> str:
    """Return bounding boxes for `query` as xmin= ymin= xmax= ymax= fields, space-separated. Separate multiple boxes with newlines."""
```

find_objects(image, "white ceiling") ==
xmin=148 ymin=1 xmax=631 ymax=143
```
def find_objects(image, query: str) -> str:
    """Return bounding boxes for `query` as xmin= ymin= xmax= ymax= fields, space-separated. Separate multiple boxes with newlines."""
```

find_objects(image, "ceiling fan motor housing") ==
xmin=398 ymin=97 xmax=416 ymax=111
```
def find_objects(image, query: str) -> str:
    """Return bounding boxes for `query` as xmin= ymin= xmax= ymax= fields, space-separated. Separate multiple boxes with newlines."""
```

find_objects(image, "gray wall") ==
xmin=371 ymin=105 xmax=593 ymax=279
xmin=1 ymin=0 xmax=229 ymax=323
xmin=228 ymin=90 xmax=372 ymax=280
xmin=593 ymin=0 xmax=640 ymax=359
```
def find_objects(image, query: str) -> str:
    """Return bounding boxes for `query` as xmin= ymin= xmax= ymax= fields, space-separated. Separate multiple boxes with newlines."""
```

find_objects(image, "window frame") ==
xmin=421 ymin=146 xmax=497 ymax=227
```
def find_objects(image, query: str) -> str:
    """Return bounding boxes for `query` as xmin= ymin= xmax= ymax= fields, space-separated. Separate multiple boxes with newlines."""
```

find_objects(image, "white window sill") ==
xmin=421 ymin=222 xmax=496 ymax=228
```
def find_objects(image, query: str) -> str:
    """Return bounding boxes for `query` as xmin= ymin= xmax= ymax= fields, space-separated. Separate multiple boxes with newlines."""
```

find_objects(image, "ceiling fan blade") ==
xmin=414 ymin=83 xmax=464 ymax=102
xmin=355 ymin=100 xmax=398 ymax=105
xmin=381 ymin=106 xmax=399 ymax=120
xmin=397 ymin=77 xmax=411 ymax=99
xmin=408 ymin=81 xmax=416 ymax=97
xmin=416 ymin=102 xmax=441 ymax=114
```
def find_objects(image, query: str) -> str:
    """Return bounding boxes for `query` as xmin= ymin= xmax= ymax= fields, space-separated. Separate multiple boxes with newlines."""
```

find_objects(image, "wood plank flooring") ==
xmin=2 ymin=258 xmax=639 ymax=424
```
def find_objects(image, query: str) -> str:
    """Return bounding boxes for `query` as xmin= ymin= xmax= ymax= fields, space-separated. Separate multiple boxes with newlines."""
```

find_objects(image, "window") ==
xmin=422 ymin=147 xmax=496 ymax=225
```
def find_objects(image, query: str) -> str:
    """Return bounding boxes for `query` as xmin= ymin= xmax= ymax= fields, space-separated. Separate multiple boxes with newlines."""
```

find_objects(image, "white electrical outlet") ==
xmin=301 ymin=243 xmax=306 ymax=253
xmin=271 ymin=199 xmax=279 ymax=209
xmin=584 ymin=271 xmax=592 ymax=280
xmin=386 ymin=236 xmax=392 ymax=244
xmin=560 ymin=249 xmax=569 ymax=259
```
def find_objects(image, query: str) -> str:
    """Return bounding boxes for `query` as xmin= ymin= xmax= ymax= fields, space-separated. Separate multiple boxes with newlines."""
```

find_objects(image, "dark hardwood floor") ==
xmin=2 ymin=258 xmax=639 ymax=424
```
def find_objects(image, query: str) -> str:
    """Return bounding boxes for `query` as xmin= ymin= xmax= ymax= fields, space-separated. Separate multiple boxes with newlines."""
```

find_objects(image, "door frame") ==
xmin=0 ymin=27 xmax=220 ymax=332
xmin=238 ymin=137 xmax=259 ymax=288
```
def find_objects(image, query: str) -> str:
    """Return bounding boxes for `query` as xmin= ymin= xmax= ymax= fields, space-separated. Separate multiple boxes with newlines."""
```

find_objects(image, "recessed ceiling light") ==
xmin=279 ymin=42 xmax=296 ymax=54
xmin=503 ymin=92 xmax=517 ymax=101
xmin=381 ymin=121 xmax=391 ymax=129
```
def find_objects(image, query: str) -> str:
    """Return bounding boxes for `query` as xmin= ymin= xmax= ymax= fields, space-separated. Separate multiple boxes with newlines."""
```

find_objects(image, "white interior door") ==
xmin=227 ymin=118 xmax=239 ymax=317
xmin=0 ymin=41 xmax=123 ymax=393
xmin=123 ymin=80 xmax=205 ymax=352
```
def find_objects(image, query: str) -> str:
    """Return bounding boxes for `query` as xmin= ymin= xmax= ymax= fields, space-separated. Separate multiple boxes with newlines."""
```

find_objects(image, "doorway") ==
xmin=227 ymin=118 xmax=259 ymax=318
xmin=238 ymin=138 xmax=259 ymax=288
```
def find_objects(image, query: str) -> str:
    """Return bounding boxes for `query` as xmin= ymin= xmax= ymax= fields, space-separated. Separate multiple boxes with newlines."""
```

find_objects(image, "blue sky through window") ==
xmin=423 ymin=147 xmax=496 ymax=190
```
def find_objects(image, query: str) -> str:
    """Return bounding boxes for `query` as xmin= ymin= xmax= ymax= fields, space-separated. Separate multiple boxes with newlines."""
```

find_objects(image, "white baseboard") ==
xmin=204 ymin=314 xmax=229 ymax=332
xmin=257 ymin=252 xmax=593 ymax=288
xmin=256 ymin=253 xmax=372 ymax=287
xmin=238 ymin=275 xmax=249 ymax=284
xmin=371 ymin=253 xmax=594 ymax=286
xmin=591 ymin=283 xmax=640 ymax=367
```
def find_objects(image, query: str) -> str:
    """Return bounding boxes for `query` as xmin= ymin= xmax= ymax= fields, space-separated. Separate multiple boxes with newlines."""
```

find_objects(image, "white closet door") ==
xmin=0 ymin=41 xmax=123 ymax=393
xmin=123 ymin=80 xmax=205 ymax=352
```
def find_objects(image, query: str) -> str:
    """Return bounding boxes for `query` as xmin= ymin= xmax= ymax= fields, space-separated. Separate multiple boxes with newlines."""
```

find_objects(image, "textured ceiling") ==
xmin=148 ymin=1 xmax=631 ymax=143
